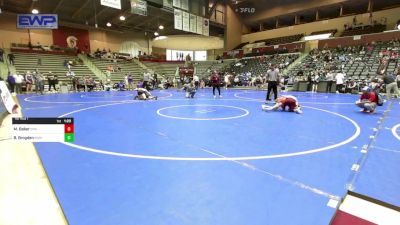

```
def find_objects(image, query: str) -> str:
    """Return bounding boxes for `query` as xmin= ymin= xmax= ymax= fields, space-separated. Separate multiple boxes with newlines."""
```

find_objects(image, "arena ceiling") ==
xmin=234 ymin=0 xmax=400 ymax=31
xmin=1 ymin=0 xmax=400 ymax=35
xmin=0 ymin=0 xmax=224 ymax=36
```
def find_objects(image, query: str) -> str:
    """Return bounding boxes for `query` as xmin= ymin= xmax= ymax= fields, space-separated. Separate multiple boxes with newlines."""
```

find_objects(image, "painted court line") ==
xmin=157 ymin=104 xmax=250 ymax=121
xmin=233 ymin=92 xmax=355 ymax=104
xmin=392 ymin=124 xmax=400 ymax=141
xmin=58 ymin=100 xmax=361 ymax=161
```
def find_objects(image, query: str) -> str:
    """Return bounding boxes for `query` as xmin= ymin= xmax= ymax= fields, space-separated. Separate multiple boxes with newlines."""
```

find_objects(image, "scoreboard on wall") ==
xmin=12 ymin=118 xmax=74 ymax=142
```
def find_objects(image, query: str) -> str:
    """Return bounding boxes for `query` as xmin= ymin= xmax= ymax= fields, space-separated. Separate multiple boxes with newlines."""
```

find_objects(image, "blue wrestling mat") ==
xmin=17 ymin=89 xmax=400 ymax=225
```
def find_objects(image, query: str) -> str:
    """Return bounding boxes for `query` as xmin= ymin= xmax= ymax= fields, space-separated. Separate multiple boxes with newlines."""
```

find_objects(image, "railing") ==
xmin=78 ymin=54 xmax=107 ymax=81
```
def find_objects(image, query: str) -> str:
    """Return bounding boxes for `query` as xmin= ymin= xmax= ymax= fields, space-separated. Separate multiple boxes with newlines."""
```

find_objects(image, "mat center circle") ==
xmin=156 ymin=104 xmax=250 ymax=120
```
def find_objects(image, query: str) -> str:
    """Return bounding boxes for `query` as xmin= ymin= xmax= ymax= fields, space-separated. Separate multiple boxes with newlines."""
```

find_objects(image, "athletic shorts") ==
xmin=281 ymin=98 xmax=297 ymax=111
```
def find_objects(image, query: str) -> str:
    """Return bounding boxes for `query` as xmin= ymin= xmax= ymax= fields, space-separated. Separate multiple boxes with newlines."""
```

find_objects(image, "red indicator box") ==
xmin=64 ymin=124 xmax=74 ymax=133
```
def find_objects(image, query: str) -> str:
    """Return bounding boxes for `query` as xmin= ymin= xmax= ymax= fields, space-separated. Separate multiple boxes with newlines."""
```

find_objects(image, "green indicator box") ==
xmin=64 ymin=133 xmax=74 ymax=142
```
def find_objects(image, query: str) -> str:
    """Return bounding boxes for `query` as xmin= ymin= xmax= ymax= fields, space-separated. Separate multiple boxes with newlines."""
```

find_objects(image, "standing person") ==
xmin=312 ymin=73 xmax=320 ymax=93
xmin=355 ymin=86 xmax=378 ymax=114
xmin=47 ymin=72 xmax=55 ymax=92
xmin=127 ymin=73 xmax=134 ymax=90
xmin=25 ymin=71 xmax=34 ymax=93
xmin=8 ymin=53 xmax=15 ymax=65
xmin=193 ymin=74 xmax=200 ymax=89
xmin=0 ymin=48 xmax=4 ymax=62
xmin=326 ymin=71 xmax=334 ymax=93
xmin=210 ymin=71 xmax=222 ymax=98
xmin=143 ymin=70 xmax=151 ymax=90
xmin=224 ymin=73 xmax=231 ymax=89
xmin=265 ymin=65 xmax=280 ymax=102
xmin=124 ymin=74 xmax=129 ymax=90
xmin=33 ymin=71 xmax=44 ymax=94
xmin=7 ymin=72 xmax=15 ymax=93
xmin=37 ymin=57 xmax=42 ymax=66
xmin=382 ymin=72 xmax=399 ymax=100
xmin=14 ymin=73 xmax=24 ymax=94
xmin=335 ymin=71 xmax=345 ymax=93
xmin=306 ymin=73 xmax=312 ymax=92
xmin=396 ymin=70 xmax=400 ymax=89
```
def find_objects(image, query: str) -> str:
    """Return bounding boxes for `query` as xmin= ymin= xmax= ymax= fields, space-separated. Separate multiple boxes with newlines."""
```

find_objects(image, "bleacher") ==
xmin=255 ymin=34 xmax=304 ymax=46
xmin=12 ymin=52 xmax=93 ymax=84
xmin=310 ymin=29 xmax=338 ymax=36
xmin=340 ymin=24 xmax=386 ymax=37
xmin=287 ymin=41 xmax=400 ymax=84
xmin=142 ymin=61 xmax=183 ymax=79
xmin=233 ymin=42 xmax=249 ymax=50
xmin=194 ymin=60 xmax=232 ymax=78
xmin=90 ymin=58 xmax=145 ymax=83
xmin=224 ymin=53 xmax=300 ymax=77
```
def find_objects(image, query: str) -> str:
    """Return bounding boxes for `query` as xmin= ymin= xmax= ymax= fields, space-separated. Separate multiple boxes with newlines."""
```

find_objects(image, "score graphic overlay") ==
xmin=12 ymin=118 xmax=74 ymax=142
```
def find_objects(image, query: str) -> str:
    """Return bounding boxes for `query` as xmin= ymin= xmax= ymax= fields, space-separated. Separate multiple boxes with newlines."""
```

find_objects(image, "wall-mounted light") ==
xmin=159 ymin=25 xmax=164 ymax=30
xmin=32 ymin=9 xmax=39 ymax=14
xmin=119 ymin=15 xmax=126 ymax=21
xmin=304 ymin=33 xmax=332 ymax=41
xmin=106 ymin=22 xmax=112 ymax=27
xmin=154 ymin=32 xmax=159 ymax=36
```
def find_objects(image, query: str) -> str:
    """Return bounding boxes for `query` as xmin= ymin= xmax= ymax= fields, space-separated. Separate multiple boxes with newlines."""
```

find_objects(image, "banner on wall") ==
xmin=173 ymin=0 xmax=181 ymax=8
xmin=52 ymin=26 xmax=91 ymax=52
xmin=180 ymin=0 xmax=189 ymax=11
xmin=130 ymin=0 xmax=147 ymax=16
xmin=202 ymin=18 xmax=209 ymax=36
xmin=17 ymin=14 xmax=58 ymax=29
xmin=196 ymin=15 xmax=203 ymax=35
xmin=174 ymin=9 xmax=182 ymax=30
xmin=189 ymin=14 xmax=197 ymax=33
xmin=0 ymin=81 xmax=18 ymax=114
xmin=163 ymin=0 xmax=173 ymax=8
xmin=101 ymin=0 xmax=121 ymax=9
xmin=182 ymin=11 xmax=190 ymax=32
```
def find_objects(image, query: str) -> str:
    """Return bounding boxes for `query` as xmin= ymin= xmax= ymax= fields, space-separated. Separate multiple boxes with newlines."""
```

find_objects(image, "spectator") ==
xmin=7 ymin=72 xmax=15 ymax=93
xmin=382 ymin=72 xmax=399 ymax=100
xmin=312 ymin=73 xmax=320 ymax=93
xmin=14 ymin=73 xmax=24 ymax=94
xmin=33 ymin=71 xmax=45 ymax=94
xmin=8 ymin=53 xmax=15 ymax=65
xmin=37 ymin=58 xmax=42 ymax=66
xmin=0 ymin=48 xmax=4 ymax=62
xmin=355 ymin=86 xmax=377 ymax=114
xmin=143 ymin=70 xmax=151 ymax=90
xmin=25 ymin=71 xmax=34 ymax=93
xmin=335 ymin=71 xmax=345 ymax=93
xmin=127 ymin=73 xmax=134 ymax=90
xmin=48 ymin=72 xmax=56 ymax=92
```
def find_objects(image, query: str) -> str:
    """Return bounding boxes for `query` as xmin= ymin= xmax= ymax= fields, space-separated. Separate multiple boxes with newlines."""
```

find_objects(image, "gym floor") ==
xmin=16 ymin=89 xmax=400 ymax=225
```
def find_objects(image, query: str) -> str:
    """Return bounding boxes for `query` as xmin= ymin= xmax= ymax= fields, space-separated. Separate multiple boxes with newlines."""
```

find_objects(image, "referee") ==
xmin=266 ymin=65 xmax=280 ymax=101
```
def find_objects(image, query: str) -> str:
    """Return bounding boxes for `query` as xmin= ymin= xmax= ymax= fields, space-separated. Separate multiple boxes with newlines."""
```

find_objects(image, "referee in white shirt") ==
xmin=266 ymin=65 xmax=280 ymax=101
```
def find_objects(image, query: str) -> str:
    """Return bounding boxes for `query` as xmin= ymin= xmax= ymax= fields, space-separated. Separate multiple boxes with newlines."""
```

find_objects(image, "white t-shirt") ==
xmin=335 ymin=73 xmax=345 ymax=84
xmin=14 ymin=74 xmax=24 ymax=84
xmin=193 ymin=75 xmax=199 ymax=82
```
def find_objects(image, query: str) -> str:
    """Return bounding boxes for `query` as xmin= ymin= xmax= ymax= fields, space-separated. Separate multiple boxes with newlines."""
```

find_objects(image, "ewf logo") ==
xmin=17 ymin=14 xmax=58 ymax=29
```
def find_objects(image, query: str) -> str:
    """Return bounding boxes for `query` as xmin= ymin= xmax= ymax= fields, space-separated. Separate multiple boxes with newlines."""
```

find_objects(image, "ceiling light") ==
xmin=154 ymin=36 xmax=167 ymax=41
xmin=159 ymin=25 xmax=164 ymax=30
xmin=154 ymin=32 xmax=159 ymax=36
xmin=106 ymin=22 xmax=112 ymax=27
xmin=32 ymin=9 xmax=39 ymax=14
xmin=119 ymin=15 xmax=126 ymax=21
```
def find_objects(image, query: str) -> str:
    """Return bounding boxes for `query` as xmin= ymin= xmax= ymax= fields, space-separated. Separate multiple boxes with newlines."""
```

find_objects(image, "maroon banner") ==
xmin=52 ymin=26 xmax=90 ymax=53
